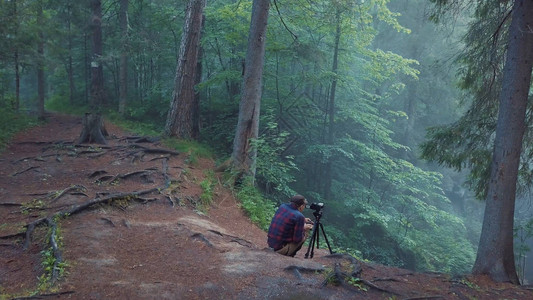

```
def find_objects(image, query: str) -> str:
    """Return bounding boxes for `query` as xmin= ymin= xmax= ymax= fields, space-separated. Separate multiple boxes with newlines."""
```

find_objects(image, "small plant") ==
xmin=347 ymin=277 xmax=368 ymax=291
xmin=21 ymin=199 xmax=47 ymax=214
xmin=38 ymin=218 xmax=68 ymax=292
xmin=459 ymin=278 xmax=480 ymax=291
xmin=199 ymin=170 xmax=216 ymax=211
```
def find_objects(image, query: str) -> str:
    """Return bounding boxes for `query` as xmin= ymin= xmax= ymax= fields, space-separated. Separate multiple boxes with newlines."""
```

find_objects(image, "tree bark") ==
xmin=13 ymin=0 xmax=20 ymax=111
xmin=231 ymin=0 xmax=270 ymax=180
xmin=90 ymin=0 xmax=105 ymax=108
xmin=77 ymin=113 xmax=108 ymax=144
xmin=79 ymin=0 xmax=107 ymax=144
xmin=164 ymin=0 xmax=206 ymax=139
xmin=37 ymin=0 xmax=46 ymax=120
xmin=118 ymin=0 xmax=129 ymax=115
xmin=472 ymin=0 xmax=533 ymax=284
xmin=14 ymin=50 xmax=20 ymax=111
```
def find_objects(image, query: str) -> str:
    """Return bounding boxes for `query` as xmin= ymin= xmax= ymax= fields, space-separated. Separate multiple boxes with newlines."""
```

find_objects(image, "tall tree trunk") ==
xmin=164 ymin=0 xmax=206 ymax=139
xmin=323 ymin=9 xmax=341 ymax=200
xmin=66 ymin=3 xmax=75 ymax=105
xmin=90 ymin=0 xmax=105 ymax=108
xmin=230 ymin=0 xmax=270 ymax=180
xmin=13 ymin=0 xmax=20 ymax=111
xmin=14 ymin=50 xmax=20 ymax=112
xmin=79 ymin=0 xmax=107 ymax=144
xmin=193 ymin=17 xmax=205 ymax=138
xmin=37 ymin=0 xmax=46 ymax=120
xmin=118 ymin=0 xmax=129 ymax=115
xmin=472 ymin=0 xmax=533 ymax=284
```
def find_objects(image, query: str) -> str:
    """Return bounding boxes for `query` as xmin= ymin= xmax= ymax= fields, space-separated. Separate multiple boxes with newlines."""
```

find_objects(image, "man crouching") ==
xmin=267 ymin=195 xmax=313 ymax=257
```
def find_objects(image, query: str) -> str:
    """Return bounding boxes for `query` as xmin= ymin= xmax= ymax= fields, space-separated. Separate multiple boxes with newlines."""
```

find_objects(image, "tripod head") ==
xmin=308 ymin=202 xmax=324 ymax=220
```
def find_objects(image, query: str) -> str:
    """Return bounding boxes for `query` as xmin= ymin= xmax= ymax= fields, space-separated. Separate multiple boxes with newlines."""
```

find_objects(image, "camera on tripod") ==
xmin=309 ymin=202 xmax=324 ymax=212
xmin=304 ymin=202 xmax=333 ymax=259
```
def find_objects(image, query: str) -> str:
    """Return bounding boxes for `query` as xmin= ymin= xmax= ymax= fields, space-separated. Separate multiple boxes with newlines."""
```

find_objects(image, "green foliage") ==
xmin=45 ymin=94 xmax=87 ymax=116
xmin=39 ymin=218 xmax=67 ymax=292
xmin=105 ymin=110 xmax=161 ymax=137
xmin=253 ymin=113 xmax=298 ymax=199
xmin=199 ymin=170 xmax=216 ymax=212
xmin=163 ymin=138 xmax=213 ymax=165
xmin=0 ymin=108 xmax=40 ymax=151
xmin=0 ymin=0 xmax=484 ymax=278
xmin=38 ymin=247 xmax=66 ymax=291
xmin=234 ymin=177 xmax=276 ymax=231
xmin=514 ymin=217 xmax=533 ymax=283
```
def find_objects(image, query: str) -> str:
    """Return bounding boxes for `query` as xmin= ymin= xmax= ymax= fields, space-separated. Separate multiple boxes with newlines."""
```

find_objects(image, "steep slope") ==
xmin=1 ymin=114 xmax=532 ymax=299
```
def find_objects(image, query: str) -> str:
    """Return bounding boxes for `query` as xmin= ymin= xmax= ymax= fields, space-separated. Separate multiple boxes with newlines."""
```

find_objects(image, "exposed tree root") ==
xmin=325 ymin=253 xmax=362 ymax=277
xmin=44 ymin=217 xmax=63 ymax=283
xmin=402 ymin=296 xmax=445 ymax=300
xmin=191 ymin=232 xmax=215 ymax=248
xmin=0 ymin=202 xmax=22 ymax=207
xmin=22 ymin=187 xmax=162 ymax=250
xmin=122 ymin=136 xmax=161 ymax=144
xmin=11 ymin=290 xmax=75 ymax=300
xmin=206 ymin=229 xmax=255 ymax=249
xmin=94 ymin=170 xmax=154 ymax=184
xmin=11 ymin=166 xmax=40 ymax=177
xmin=322 ymin=253 xmax=402 ymax=296
xmin=127 ymin=144 xmax=180 ymax=155
xmin=48 ymin=185 xmax=88 ymax=203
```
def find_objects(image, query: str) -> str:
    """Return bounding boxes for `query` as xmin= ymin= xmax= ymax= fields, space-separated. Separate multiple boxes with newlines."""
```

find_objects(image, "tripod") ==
xmin=304 ymin=209 xmax=334 ymax=259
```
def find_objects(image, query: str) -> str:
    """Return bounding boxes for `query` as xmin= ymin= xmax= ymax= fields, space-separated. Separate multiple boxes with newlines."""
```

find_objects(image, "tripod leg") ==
xmin=304 ymin=223 xmax=318 ymax=259
xmin=319 ymin=223 xmax=334 ymax=254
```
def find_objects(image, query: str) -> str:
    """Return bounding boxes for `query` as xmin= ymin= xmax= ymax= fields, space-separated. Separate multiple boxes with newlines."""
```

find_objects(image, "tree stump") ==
xmin=77 ymin=113 xmax=108 ymax=144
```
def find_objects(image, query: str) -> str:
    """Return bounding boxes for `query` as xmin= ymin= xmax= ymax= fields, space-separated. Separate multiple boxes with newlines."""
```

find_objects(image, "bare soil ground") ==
xmin=1 ymin=113 xmax=533 ymax=299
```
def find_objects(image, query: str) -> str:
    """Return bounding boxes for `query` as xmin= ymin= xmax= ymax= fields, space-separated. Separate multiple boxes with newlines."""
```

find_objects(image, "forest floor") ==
xmin=1 ymin=113 xmax=533 ymax=300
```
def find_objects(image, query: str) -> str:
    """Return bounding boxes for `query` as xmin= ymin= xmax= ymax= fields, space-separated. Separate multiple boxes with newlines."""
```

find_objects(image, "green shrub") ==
xmin=235 ymin=177 xmax=276 ymax=231
xmin=0 ymin=108 xmax=40 ymax=151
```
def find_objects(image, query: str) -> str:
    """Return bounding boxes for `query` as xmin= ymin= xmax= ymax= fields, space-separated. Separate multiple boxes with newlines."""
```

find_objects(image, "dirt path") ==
xmin=1 ymin=114 xmax=533 ymax=299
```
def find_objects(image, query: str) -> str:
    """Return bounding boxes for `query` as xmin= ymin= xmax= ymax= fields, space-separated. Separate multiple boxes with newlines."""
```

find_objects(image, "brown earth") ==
xmin=1 ymin=113 xmax=533 ymax=300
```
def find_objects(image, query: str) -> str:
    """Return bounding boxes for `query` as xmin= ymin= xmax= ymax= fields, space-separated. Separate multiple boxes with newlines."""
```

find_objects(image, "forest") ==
xmin=1 ymin=0 xmax=533 ymax=287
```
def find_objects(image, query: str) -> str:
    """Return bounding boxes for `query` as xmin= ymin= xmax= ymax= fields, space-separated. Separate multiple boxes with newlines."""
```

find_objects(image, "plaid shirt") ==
xmin=267 ymin=203 xmax=306 ymax=250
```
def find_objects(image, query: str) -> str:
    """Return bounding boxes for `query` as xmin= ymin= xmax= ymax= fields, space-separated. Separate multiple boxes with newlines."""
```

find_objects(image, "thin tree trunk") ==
xmin=230 ymin=0 xmax=270 ymax=180
xmin=67 ymin=3 xmax=75 ymax=105
xmin=472 ymin=0 xmax=533 ymax=284
xmin=14 ymin=50 xmax=20 ymax=111
xmin=37 ymin=0 xmax=46 ymax=120
xmin=164 ymin=0 xmax=205 ymax=139
xmin=13 ymin=0 xmax=20 ymax=111
xmin=324 ymin=9 xmax=341 ymax=200
xmin=193 ymin=16 xmax=205 ymax=138
xmin=118 ymin=0 xmax=129 ymax=115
